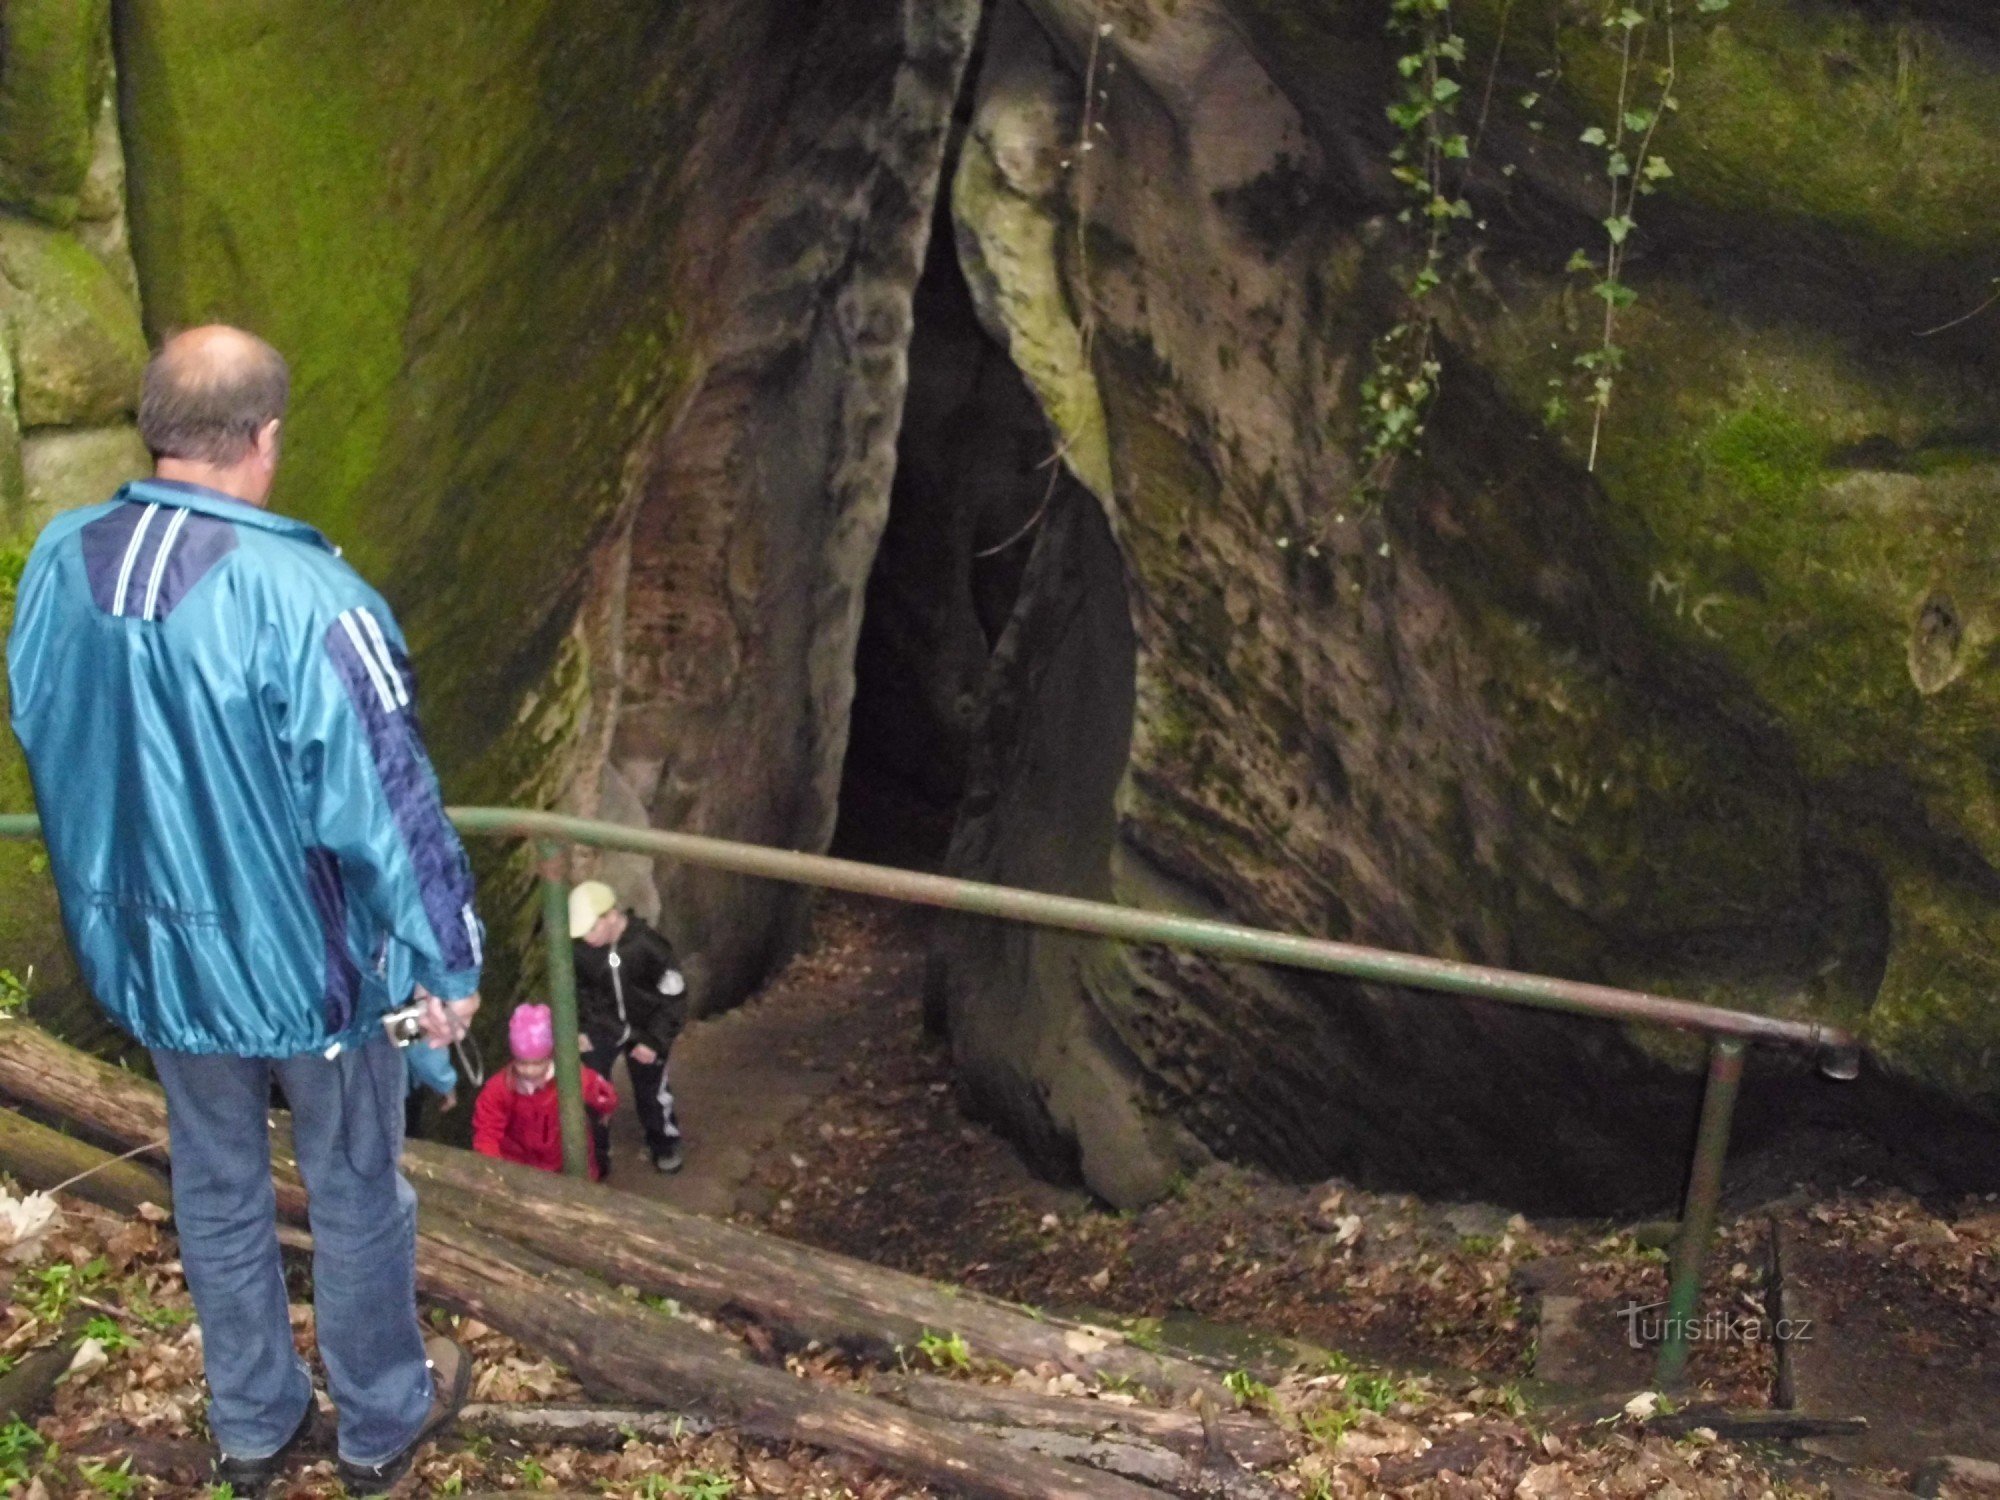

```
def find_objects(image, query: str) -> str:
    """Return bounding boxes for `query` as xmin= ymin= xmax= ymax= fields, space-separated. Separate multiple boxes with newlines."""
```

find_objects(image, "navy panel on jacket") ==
xmin=303 ymin=845 xmax=362 ymax=1033
xmin=323 ymin=613 xmax=480 ymax=972
xmin=79 ymin=501 xmax=238 ymax=621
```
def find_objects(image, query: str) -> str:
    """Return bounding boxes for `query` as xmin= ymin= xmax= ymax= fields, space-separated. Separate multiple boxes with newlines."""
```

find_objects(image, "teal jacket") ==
xmin=6 ymin=479 xmax=483 ymax=1057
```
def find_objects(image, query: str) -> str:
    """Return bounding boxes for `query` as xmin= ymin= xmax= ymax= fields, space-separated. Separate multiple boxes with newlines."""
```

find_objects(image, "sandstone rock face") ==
xmin=111 ymin=0 xmax=981 ymax=1013
xmin=2 ymin=0 xmax=1993 ymax=1206
xmin=0 ymin=0 xmax=145 ymax=1048
xmin=0 ymin=216 xmax=144 ymax=430
xmin=926 ymin=0 xmax=2000 ymax=1206
xmin=569 ymin=0 xmax=983 ymax=1004
xmin=908 ymin=0 xmax=2000 ymax=1208
xmin=0 ymin=0 xmax=109 ymax=227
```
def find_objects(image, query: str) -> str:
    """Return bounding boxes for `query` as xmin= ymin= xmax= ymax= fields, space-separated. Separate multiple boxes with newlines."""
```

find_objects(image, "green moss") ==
xmin=953 ymin=127 xmax=1114 ymax=501
xmin=1704 ymin=406 xmax=1824 ymax=508
xmin=117 ymin=0 xmax=711 ymax=782
xmin=0 ymin=216 xmax=145 ymax=428
xmin=0 ymin=0 xmax=108 ymax=225
xmin=1467 ymin=267 xmax=2000 ymax=1099
xmin=1458 ymin=0 xmax=2000 ymax=270
xmin=1867 ymin=862 xmax=2000 ymax=1102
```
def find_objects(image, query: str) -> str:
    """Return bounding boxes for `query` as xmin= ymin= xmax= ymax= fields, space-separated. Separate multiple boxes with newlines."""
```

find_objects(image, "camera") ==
xmin=381 ymin=1002 xmax=427 ymax=1046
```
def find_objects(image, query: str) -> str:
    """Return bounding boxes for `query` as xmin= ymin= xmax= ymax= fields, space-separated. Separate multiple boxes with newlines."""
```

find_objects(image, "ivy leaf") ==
xmin=1642 ymin=155 xmax=1674 ymax=180
xmin=1579 ymin=125 xmax=1609 ymax=146
xmin=1607 ymin=150 xmax=1632 ymax=178
xmin=1519 ymin=90 xmax=1542 ymax=110
xmin=1566 ymin=248 xmax=1597 ymax=273
xmin=1441 ymin=133 xmax=1470 ymax=158
xmin=1593 ymin=279 xmax=1639 ymax=307
xmin=1697 ymin=0 xmax=1730 ymax=11
xmin=1433 ymin=76 xmax=1462 ymax=103
xmin=1617 ymin=7 xmax=1646 ymax=28
xmin=1603 ymin=215 xmax=1636 ymax=244
xmin=1623 ymin=109 xmax=1655 ymax=133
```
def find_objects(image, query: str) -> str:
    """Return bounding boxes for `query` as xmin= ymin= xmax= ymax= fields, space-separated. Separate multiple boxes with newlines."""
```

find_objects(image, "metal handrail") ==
xmin=0 ymin=805 xmax=1859 ymax=1387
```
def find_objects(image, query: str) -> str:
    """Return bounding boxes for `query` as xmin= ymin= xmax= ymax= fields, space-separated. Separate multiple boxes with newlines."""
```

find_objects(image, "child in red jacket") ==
xmin=473 ymin=1004 xmax=619 ymax=1179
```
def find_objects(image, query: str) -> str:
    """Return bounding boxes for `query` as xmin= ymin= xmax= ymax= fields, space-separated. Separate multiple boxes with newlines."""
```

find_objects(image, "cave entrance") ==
xmin=830 ymin=151 xmax=1053 ymax=870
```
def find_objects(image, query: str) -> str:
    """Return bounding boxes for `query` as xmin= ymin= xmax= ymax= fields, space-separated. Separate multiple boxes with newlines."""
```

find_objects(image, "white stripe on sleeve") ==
xmin=356 ymin=607 xmax=410 ymax=707
xmin=461 ymin=906 xmax=483 ymax=967
xmin=337 ymin=609 xmax=398 ymax=713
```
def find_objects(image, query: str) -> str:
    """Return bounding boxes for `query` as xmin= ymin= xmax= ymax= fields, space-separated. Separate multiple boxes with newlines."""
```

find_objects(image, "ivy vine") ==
xmin=1359 ymin=0 xmax=1735 ymax=489
xmin=1359 ymin=0 xmax=1473 ymax=496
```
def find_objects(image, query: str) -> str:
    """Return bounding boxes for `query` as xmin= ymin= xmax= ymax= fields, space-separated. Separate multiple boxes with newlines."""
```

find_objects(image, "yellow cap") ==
xmin=567 ymin=879 xmax=618 ymax=939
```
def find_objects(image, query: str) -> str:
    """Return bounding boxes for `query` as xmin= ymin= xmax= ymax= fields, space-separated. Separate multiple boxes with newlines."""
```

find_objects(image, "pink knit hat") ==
xmin=508 ymin=1004 xmax=554 ymax=1062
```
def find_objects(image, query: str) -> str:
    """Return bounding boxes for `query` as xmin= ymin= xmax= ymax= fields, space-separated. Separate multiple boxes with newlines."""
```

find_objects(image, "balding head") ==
xmin=139 ymin=326 xmax=290 ymax=467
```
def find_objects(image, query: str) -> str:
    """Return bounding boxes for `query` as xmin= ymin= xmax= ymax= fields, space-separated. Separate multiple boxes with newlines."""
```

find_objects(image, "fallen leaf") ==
xmin=0 ymin=1189 xmax=60 ymax=1265
xmin=65 ymin=1337 xmax=109 ymax=1383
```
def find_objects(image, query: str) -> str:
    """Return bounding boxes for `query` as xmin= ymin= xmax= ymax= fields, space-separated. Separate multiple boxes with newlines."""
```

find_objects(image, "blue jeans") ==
xmin=152 ymin=1034 xmax=433 ymax=1466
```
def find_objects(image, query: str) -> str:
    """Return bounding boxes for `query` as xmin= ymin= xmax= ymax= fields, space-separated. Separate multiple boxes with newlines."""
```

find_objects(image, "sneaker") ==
xmin=652 ymin=1140 xmax=684 ymax=1174
xmin=214 ymin=1395 xmax=321 ymax=1498
xmin=335 ymin=1336 xmax=472 ymax=1496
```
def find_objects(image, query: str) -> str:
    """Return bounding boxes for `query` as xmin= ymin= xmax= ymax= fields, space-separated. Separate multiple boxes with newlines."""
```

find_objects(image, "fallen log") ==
xmin=0 ymin=1018 xmax=1223 ymax=1397
xmin=876 ymin=1374 xmax=1294 ymax=1468
xmin=0 ymin=1105 xmax=171 ymax=1218
xmin=1649 ymin=1407 xmax=1869 ymax=1441
xmin=458 ymin=1403 xmax=716 ymax=1448
xmin=0 ymin=1314 xmax=92 ymax=1426
xmin=0 ymin=1023 xmax=1207 ymax=1498
xmin=972 ymin=1429 xmax=1289 ymax=1500
xmin=414 ymin=1213 xmax=1177 ymax=1500
xmin=458 ymin=1399 xmax=1286 ymax=1500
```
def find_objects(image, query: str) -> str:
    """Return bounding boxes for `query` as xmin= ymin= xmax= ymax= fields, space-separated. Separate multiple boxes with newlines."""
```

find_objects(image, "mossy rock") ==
xmin=0 ymin=215 xmax=144 ymax=426
xmin=0 ymin=0 xmax=108 ymax=226
xmin=20 ymin=422 xmax=146 ymax=529
xmin=0 ymin=320 xmax=22 ymax=526
xmin=1463 ymin=269 xmax=2000 ymax=1097
xmin=116 ymin=1 xmax=706 ymax=790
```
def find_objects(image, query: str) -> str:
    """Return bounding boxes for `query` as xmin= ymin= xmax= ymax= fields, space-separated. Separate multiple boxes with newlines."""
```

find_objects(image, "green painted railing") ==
xmin=0 ymin=805 xmax=1859 ymax=1389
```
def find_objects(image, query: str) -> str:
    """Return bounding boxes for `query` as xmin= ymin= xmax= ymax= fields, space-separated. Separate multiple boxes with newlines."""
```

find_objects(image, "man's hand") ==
xmin=630 ymin=1043 xmax=658 ymax=1065
xmin=414 ymin=984 xmax=479 ymax=1047
xmin=578 ymin=1033 xmax=593 ymax=1056
xmin=440 ymin=1090 xmax=459 ymax=1113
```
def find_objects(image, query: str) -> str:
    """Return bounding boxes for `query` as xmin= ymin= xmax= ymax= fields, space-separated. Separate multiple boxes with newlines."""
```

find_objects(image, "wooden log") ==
xmin=1649 ymin=1406 xmax=1869 ymax=1441
xmin=459 ymin=1401 xmax=1287 ymax=1500
xmin=412 ymin=1213 xmax=1176 ymax=1500
xmin=458 ymin=1403 xmax=716 ymax=1448
xmin=876 ymin=1374 xmax=1294 ymax=1468
xmin=406 ymin=1157 xmax=1222 ymax=1397
xmin=0 ymin=1048 xmax=1181 ymax=1500
xmin=0 ymin=1314 xmax=91 ymax=1425
xmin=0 ymin=1019 xmax=1222 ymax=1397
xmin=969 ymin=1429 xmax=1289 ymax=1500
xmin=0 ymin=1105 xmax=172 ymax=1218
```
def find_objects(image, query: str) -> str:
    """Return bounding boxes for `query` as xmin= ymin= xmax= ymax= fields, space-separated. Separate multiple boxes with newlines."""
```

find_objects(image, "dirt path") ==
xmin=593 ymin=892 xmax=2000 ymax=1480
xmin=595 ymin=898 xmax=923 ymax=1217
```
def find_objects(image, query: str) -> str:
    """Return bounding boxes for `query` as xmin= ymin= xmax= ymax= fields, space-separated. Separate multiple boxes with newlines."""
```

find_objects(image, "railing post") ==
xmin=1653 ymin=1037 xmax=1745 ymax=1389
xmin=537 ymin=839 xmax=591 ymax=1179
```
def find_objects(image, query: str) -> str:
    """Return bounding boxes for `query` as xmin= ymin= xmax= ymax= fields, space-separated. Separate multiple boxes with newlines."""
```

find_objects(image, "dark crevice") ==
xmin=832 ymin=93 xmax=1053 ymax=870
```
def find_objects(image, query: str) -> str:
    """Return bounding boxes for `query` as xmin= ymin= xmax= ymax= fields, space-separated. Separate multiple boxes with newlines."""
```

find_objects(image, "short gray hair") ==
xmin=138 ymin=330 xmax=291 ymax=465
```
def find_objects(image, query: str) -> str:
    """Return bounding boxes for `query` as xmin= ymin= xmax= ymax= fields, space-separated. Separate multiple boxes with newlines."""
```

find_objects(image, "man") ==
xmin=6 ymin=327 xmax=479 ymax=1496
xmin=569 ymin=880 xmax=688 ymax=1173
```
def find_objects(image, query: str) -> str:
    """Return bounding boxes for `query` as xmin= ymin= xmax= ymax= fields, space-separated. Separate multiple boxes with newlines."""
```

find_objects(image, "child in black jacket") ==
xmin=568 ymin=880 xmax=689 ymax=1174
